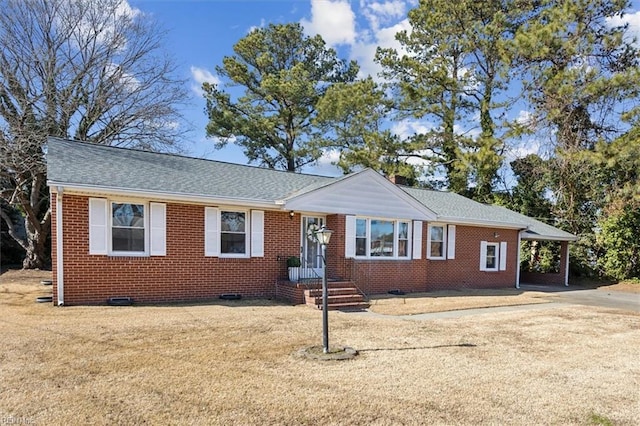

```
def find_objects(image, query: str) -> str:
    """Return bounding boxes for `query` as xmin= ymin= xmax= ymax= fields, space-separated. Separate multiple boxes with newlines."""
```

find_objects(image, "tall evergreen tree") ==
xmin=314 ymin=77 xmax=422 ymax=183
xmin=377 ymin=0 xmax=516 ymax=198
xmin=514 ymin=0 xmax=639 ymax=235
xmin=203 ymin=23 xmax=358 ymax=172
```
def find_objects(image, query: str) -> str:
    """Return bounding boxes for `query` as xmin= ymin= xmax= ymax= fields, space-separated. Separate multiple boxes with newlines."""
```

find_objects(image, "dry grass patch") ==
xmin=369 ymin=288 xmax=554 ymax=316
xmin=600 ymin=280 xmax=640 ymax=294
xmin=1 ymin=270 xmax=639 ymax=425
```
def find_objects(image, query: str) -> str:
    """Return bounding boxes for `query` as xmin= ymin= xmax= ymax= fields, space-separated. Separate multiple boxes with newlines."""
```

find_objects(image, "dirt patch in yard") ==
xmin=1 ymin=270 xmax=639 ymax=425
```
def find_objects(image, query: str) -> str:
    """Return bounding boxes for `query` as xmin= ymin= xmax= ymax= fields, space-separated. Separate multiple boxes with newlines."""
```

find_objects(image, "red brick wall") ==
xmin=53 ymin=194 xmax=301 ymax=305
xmin=325 ymin=215 xmax=518 ymax=295
xmin=425 ymin=226 xmax=519 ymax=290
xmin=53 ymin=196 xmax=521 ymax=305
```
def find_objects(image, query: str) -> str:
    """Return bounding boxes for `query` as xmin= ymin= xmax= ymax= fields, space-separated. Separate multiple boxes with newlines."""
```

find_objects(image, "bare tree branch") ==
xmin=0 ymin=0 xmax=190 ymax=268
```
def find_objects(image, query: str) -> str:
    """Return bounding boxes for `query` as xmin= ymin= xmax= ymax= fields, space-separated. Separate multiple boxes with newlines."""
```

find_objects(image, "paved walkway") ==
xmin=348 ymin=285 xmax=639 ymax=320
xmin=521 ymin=284 xmax=640 ymax=312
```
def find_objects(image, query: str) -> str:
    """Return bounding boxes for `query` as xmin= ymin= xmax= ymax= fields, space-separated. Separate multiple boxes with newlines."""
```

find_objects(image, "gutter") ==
xmin=55 ymin=187 xmax=64 ymax=306
xmin=515 ymin=231 xmax=522 ymax=289
xmin=46 ymin=180 xmax=280 ymax=210
xmin=437 ymin=216 xmax=527 ymax=230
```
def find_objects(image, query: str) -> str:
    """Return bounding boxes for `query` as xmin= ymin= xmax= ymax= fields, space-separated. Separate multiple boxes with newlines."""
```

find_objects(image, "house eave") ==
xmin=520 ymin=231 xmax=578 ymax=242
xmin=48 ymin=181 xmax=281 ymax=210
xmin=437 ymin=216 xmax=526 ymax=230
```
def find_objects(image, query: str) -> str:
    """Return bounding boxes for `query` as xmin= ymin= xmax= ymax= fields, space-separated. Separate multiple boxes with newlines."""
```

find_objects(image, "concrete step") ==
xmin=318 ymin=301 xmax=370 ymax=311
xmin=301 ymin=280 xmax=368 ymax=310
xmin=305 ymin=287 xmax=360 ymax=297
xmin=307 ymin=294 xmax=366 ymax=306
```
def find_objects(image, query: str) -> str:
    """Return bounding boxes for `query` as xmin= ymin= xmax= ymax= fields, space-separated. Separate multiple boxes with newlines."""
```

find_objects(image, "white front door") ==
xmin=301 ymin=216 xmax=325 ymax=279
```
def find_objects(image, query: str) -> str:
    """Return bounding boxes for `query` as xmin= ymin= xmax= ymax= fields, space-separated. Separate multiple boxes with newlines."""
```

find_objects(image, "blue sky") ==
xmin=128 ymin=0 xmax=640 ymax=178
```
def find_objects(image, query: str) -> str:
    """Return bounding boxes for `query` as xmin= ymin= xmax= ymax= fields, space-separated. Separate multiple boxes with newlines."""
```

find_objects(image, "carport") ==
xmin=517 ymin=227 xmax=579 ymax=288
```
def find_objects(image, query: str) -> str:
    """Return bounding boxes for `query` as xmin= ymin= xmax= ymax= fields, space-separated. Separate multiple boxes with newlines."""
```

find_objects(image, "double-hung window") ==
xmin=352 ymin=218 xmax=411 ymax=259
xmin=427 ymin=223 xmax=456 ymax=260
xmin=112 ymin=203 xmax=145 ymax=253
xmin=480 ymin=241 xmax=508 ymax=271
xmin=204 ymin=207 xmax=264 ymax=258
xmin=89 ymin=198 xmax=166 ymax=256
xmin=427 ymin=224 xmax=445 ymax=259
xmin=484 ymin=242 xmax=499 ymax=271
xmin=220 ymin=211 xmax=246 ymax=255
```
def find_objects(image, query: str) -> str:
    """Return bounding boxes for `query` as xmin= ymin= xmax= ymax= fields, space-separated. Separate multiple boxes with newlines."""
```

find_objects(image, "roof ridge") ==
xmin=46 ymin=136 xmax=338 ymax=179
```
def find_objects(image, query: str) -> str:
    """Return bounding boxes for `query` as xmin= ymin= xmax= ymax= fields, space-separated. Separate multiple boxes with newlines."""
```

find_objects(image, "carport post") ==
xmin=564 ymin=242 xmax=570 ymax=286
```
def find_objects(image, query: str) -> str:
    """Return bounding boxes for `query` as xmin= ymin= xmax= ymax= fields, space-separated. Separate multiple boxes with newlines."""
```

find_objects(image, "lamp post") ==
xmin=315 ymin=226 xmax=333 ymax=354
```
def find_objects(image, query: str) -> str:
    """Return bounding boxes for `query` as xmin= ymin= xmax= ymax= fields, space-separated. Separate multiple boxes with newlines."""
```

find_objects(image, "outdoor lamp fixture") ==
xmin=315 ymin=226 xmax=333 ymax=353
xmin=316 ymin=226 xmax=333 ymax=246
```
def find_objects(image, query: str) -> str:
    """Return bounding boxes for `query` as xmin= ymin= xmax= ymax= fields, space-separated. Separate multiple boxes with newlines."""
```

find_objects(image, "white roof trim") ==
xmin=48 ymin=181 xmax=280 ymax=209
xmin=520 ymin=230 xmax=579 ymax=242
xmin=436 ymin=216 xmax=527 ymax=230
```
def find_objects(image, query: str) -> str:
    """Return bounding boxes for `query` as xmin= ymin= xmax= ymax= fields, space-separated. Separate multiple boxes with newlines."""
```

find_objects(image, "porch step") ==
xmin=303 ymin=281 xmax=369 ymax=311
xmin=305 ymin=287 xmax=359 ymax=297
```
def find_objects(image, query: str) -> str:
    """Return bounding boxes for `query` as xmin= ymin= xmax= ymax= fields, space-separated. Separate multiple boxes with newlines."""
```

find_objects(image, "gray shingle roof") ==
xmin=46 ymin=137 xmax=332 ymax=203
xmin=402 ymin=187 xmax=577 ymax=240
xmin=47 ymin=137 xmax=576 ymax=241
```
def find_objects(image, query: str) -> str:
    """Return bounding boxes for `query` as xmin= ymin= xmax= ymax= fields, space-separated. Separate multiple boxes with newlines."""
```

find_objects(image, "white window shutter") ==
xmin=345 ymin=215 xmax=356 ymax=258
xmin=204 ymin=207 xmax=219 ymax=257
xmin=499 ymin=241 xmax=508 ymax=271
xmin=149 ymin=203 xmax=166 ymax=256
xmin=89 ymin=198 xmax=108 ymax=255
xmin=447 ymin=225 xmax=456 ymax=260
xmin=251 ymin=210 xmax=264 ymax=257
xmin=412 ymin=221 xmax=422 ymax=259
xmin=479 ymin=241 xmax=488 ymax=271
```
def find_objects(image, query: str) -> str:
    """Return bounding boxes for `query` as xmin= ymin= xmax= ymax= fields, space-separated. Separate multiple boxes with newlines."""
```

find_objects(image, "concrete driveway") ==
xmin=353 ymin=285 xmax=639 ymax=321
xmin=520 ymin=284 xmax=640 ymax=312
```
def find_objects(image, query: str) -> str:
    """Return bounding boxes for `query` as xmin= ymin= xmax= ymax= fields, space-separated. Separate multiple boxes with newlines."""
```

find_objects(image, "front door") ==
xmin=301 ymin=216 xmax=325 ymax=279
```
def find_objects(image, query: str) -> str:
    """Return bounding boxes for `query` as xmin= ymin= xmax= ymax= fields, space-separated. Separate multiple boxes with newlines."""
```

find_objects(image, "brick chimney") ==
xmin=388 ymin=175 xmax=408 ymax=186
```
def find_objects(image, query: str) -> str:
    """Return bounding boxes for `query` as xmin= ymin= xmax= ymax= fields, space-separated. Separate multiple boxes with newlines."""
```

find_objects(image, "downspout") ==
xmin=56 ymin=187 xmax=64 ymax=306
xmin=515 ymin=231 xmax=522 ymax=289
xmin=564 ymin=242 xmax=570 ymax=287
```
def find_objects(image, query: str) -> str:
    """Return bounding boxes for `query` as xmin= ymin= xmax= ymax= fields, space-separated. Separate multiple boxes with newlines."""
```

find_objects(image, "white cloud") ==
xmin=351 ymin=18 xmax=411 ymax=79
xmin=391 ymin=119 xmax=433 ymax=140
xmin=306 ymin=149 xmax=344 ymax=176
xmin=63 ymin=0 xmax=141 ymax=48
xmin=248 ymin=19 xmax=267 ymax=34
xmin=506 ymin=138 xmax=542 ymax=161
xmin=190 ymin=66 xmax=220 ymax=97
xmin=606 ymin=10 xmax=640 ymax=46
xmin=300 ymin=0 xmax=356 ymax=46
xmin=515 ymin=110 xmax=533 ymax=126
xmin=361 ymin=0 xmax=407 ymax=32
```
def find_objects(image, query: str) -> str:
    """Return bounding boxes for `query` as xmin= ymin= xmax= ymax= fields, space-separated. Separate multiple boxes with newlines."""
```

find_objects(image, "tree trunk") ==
xmin=22 ymin=224 xmax=50 ymax=269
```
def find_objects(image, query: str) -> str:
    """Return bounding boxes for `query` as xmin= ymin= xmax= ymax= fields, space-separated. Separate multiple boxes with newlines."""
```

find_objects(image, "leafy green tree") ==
xmin=204 ymin=23 xmax=358 ymax=172
xmin=511 ymin=0 xmax=639 ymax=275
xmin=314 ymin=77 xmax=421 ymax=183
xmin=0 ymin=0 xmax=188 ymax=268
xmin=513 ymin=0 xmax=639 ymax=235
xmin=377 ymin=0 xmax=516 ymax=198
xmin=597 ymin=202 xmax=640 ymax=280
xmin=508 ymin=154 xmax=552 ymax=221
